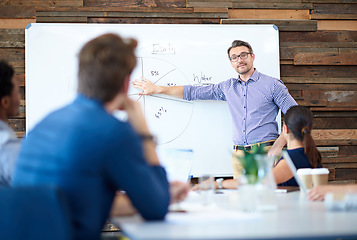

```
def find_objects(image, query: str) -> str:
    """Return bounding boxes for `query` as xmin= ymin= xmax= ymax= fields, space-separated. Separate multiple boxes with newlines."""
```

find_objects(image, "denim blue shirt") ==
xmin=12 ymin=95 xmax=170 ymax=240
xmin=0 ymin=120 xmax=20 ymax=186
xmin=183 ymin=69 xmax=297 ymax=145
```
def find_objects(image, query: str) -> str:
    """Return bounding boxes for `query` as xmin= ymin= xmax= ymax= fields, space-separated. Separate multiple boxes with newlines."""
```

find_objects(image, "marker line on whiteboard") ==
xmin=149 ymin=95 xmax=192 ymax=104
xmin=153 ymin=68 xmax=176 ymax=85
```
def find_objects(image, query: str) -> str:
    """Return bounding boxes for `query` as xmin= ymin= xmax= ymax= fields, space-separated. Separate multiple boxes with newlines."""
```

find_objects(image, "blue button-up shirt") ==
xmin=183 ymin=69 xmax=297 ymax=145
xmin=12 ymin=95 xmax=170 ymax=239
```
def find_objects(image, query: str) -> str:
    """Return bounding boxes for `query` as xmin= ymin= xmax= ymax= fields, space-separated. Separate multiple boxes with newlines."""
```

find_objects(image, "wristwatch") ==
xmin=139 ymin=134 xmax=158 ymax=145
xmin=216 ymin=178 xmax=224 ymax=189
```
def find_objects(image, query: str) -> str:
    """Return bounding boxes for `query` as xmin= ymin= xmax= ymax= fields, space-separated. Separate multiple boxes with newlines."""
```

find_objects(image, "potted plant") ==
xmin=235 ymin=144 xmax=278 ymax=211
xmin=237 ymin=144 xmax=266 ymax=184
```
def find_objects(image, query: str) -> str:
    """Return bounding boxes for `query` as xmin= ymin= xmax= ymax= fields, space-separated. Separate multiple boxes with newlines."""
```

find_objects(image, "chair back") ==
xmin=0 ymin=185 xmax=73 ymax=240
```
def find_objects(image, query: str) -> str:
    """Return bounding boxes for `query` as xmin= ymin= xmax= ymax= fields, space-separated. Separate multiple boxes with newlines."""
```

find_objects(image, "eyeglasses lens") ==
xmin=230 ymin=52 xmax=249 ymax=62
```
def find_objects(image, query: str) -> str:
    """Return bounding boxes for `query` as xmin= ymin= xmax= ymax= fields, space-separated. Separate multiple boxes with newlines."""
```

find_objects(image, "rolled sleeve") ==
xmin=273 ymin=80 xmax=298 ymax=114
xmin=183 ymin=84 xmax=226 ymax=101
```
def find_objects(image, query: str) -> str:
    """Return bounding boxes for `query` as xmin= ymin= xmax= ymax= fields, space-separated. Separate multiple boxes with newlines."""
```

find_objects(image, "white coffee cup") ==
xmin=297 ymin=168 xmax=313 ymax=189
xmin=311 ymin=168 xmax=329 ymax=186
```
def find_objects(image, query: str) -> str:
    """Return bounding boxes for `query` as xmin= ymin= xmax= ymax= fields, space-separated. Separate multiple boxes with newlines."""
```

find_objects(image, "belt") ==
xmin=233 ymin=140 xmax=275 ymax=151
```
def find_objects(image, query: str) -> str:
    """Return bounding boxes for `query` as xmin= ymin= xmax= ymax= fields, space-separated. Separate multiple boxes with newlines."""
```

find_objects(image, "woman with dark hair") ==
xmin=209 ymin=105 xmax=322 ymax=189
xmin=273 ymin=105 xmax=322 ymax=186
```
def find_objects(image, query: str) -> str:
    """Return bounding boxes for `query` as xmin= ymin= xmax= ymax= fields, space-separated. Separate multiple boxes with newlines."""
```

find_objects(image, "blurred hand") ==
xmin=308 ymin=185 xmax=357 ymax=201
xmin=191 ymin=184 xmax=199 ymax=191
xmin=267 ymin=144 xmax=282 ymax=157
xmin=132 ymin=77 xmax=160 ymax=95
xmin=190 ymin=179 xmax=218 ymax=191
xmin=170 ymin=181 xmax=190 ymax=204
xmin=118 ymin=96 xmax=150 ymax=135
xmin=308 ymin=186 xmax=326 ymax=201
xmin=267 ymin=134 xmax=286 ymax=157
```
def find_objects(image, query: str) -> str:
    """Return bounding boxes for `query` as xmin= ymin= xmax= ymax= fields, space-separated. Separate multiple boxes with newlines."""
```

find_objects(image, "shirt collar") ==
xmin=249 ymin=69 xmax=260 ymax=82
xmin=75 ymin=94 xmax=103 ymax=106
xmin=237 ymin=68 xmax=260 ymax=83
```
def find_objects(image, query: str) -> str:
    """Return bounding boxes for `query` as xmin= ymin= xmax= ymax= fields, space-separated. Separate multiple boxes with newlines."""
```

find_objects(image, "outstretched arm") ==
xmin=132 ymin=77 xmax=184 ymax=99
xmin=110 ymin=181 xmax=190 ymax=217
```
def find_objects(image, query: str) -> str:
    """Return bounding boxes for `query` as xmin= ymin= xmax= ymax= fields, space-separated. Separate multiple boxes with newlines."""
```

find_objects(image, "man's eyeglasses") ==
xmin=229 ymin=52 xmax=251 ymax=62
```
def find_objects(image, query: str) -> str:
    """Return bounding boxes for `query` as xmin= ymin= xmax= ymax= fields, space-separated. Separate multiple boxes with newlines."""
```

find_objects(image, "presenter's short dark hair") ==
xmin=227 ymin=40 xmax=254 ymax=56
xmin=78 ymin=33 xmax=137 ymax=102
xmin=0 ymin=60 xmax=15 ymax=100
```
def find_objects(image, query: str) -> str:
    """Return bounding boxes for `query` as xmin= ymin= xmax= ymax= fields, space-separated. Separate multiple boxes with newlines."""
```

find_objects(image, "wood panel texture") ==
xmin=228 ymin=9 xmax=310 ymax=19
xmin=35 ymin=7 xmax=228 ymax=22
xmin=221 ymin=19 xmax=317 ymax=31
xmin=317 ymin=20 xmax=357 ymax=31
xmin=232 ymin=0 xmax=313 ymax=9
xmin=0 ymin=0 xmax=356 ymax=182
xmin=83 ymin=0 xmax=186 ymax=8
xmin=280 ymin=30 xmax=357 ymax=43
xmin=36 ymin=9 xmax=228 ymax=19
xmin=0 ymin=29 xmax=25 ymax=47
xmin=0 ymin=19 xmax=36 ymax=29
xmin=312 ymin=3 xmax=357 ymax=20
xmin=0 ymin=6 xmax=35 ymax=18
xmin=313 ymin=117 xmax=357 ymax=129
xmin=0 ymin=48 xmax=25 ymax=74
xmin=294 ymin=52 xmax=357 ymax=65
xmin=186 ymin=0 xmax=232 ymax=8
xmin=88 ymin=17 xmax=221 ymax=24
xmin=302 ymin=0 xmax=357 ymax=3
xmin=0 ymin=0 xmax=83 ymax=7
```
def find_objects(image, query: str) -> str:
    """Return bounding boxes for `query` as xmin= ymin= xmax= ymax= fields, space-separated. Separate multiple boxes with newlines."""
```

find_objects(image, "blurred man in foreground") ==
xmin=12 ymin=34 xmax=188 ymax=240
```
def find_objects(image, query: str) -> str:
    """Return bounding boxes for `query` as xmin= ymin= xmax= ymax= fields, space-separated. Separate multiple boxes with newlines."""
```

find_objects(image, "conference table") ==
xmin=111 ymin=189 xmax=357 ymax=240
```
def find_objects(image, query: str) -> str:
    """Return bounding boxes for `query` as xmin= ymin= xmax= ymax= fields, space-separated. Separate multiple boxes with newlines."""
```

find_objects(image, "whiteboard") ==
xmin=25 ymin=23 xmax=280 ymax=177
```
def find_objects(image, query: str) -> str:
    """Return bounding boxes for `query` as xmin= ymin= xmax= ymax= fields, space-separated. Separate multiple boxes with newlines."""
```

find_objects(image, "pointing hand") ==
xmin=132 ymin=77 xmax=160 ymax=95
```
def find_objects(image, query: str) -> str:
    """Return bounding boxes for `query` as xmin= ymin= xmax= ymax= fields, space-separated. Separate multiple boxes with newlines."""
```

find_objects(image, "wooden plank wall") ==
xmin=0 ymin=0 xmax=356 ymax=183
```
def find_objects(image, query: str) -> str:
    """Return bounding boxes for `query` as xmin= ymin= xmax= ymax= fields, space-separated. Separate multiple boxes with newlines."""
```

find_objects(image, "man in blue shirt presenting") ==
xmin=13 ymin=34 xmax=188 ymax=240
xmin=133 ymin=40 xmax=297 ymax=178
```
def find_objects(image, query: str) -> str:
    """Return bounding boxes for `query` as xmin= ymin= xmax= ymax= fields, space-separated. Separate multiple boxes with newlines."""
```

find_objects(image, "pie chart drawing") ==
xmin=128 ymin=57 xmax=194 ymax=145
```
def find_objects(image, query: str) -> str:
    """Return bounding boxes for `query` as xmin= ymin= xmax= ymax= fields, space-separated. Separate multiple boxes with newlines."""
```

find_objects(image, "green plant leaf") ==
xmin=235 ymin=144 xmax=268 ymax=184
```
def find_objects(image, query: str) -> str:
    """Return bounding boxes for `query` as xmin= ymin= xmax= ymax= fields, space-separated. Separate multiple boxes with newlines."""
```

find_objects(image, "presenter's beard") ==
xmin=236 ymin=64 xmax=252 ymax=75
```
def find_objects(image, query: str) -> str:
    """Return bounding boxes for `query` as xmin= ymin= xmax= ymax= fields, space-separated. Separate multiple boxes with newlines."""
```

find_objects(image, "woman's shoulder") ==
xmin=287 ymin=148 xmax=311 ymax=168
xmin=287 ymin=147 xmax=305 ymax=156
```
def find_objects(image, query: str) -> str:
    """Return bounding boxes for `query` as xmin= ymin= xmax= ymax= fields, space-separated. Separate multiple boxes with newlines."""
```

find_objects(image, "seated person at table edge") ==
xmin=0 ymin=60 xmax=21 ymax=186
xmin=132 ymin=40 xmax=297 ymax=178
xmin=213 ymin=106 xmax=322 ymax=189
xmin=12 ymin=34 xmax=188 ymax=240
xmin=308 ymin=184 xmax=357 ymax=201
